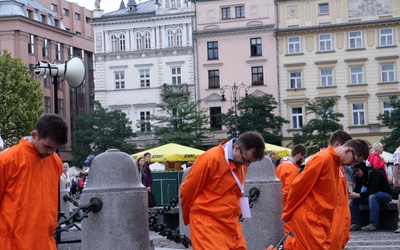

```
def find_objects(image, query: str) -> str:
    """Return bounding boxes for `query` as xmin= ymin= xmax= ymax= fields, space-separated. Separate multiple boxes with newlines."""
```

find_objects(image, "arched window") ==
xmin=119 ymin=34 xmax=126 ymax=51
xmin=144 ymin=31 xmax=151 ymax=49
xmin=167 ymin=29 xmax=174 ymax=47
xmin=136 ymin=32 xmax=142 ymax=50
xmin=111 ymin=34 xmax=117 ymax=52
xmin=176 ymin=29 xmax=182 ymax=46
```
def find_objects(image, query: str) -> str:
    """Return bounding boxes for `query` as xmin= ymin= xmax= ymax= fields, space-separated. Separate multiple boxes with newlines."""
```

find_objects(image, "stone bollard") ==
xmin=59 ymin=181 xmax=70 ymax=216
xmin=178 ymin=167 xmax=191 ymax=239
xmin=80 ymin=149 xmax=150 ymax=250
xmin=242 ymin=156 xmax=284 ymax=250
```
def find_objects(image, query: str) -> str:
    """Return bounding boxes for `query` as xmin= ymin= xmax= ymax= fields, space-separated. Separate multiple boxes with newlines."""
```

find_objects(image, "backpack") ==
xmin=79 ymin=178 xmax=85 ymax=189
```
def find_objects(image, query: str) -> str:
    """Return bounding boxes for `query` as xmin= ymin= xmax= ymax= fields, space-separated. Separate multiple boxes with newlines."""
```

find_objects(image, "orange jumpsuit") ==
xmin=180 ymin=140 xmax=247 ymax=250
xmin=326 ymin=166 xmax=351 ymax=249
xmin=275 ymin=159 xmax=299 ymax=233
xmin=282 ymin=146 xmax=339 ymax=250
xmin=0 ymin=138 xmax=63 ymax=250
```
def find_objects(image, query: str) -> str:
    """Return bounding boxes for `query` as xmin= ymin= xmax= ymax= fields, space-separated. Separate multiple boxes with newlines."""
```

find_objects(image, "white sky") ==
xmin=70 ymin=0 xmax=123 ymax=14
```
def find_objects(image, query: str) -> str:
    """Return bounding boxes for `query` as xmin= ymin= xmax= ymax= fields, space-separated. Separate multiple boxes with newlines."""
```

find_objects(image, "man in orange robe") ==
xmin=278 ymin=139 xmax=369 ymax=250
xmin=0 ymin=114 xmax=68 ymax=250
xmin=180 ymin=131 xmax=265 ymax=250
xmin=275 ymin=144 xmax=307 ymax=233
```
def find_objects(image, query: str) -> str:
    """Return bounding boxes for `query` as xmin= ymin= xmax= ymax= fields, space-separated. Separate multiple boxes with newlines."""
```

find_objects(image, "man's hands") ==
xmin=349 ymin=192 xmax=360 ymax=199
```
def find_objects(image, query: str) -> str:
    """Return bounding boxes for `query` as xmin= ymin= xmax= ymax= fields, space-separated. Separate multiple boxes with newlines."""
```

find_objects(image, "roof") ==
xmin=101 ymin=0 xmax=155 ymax=17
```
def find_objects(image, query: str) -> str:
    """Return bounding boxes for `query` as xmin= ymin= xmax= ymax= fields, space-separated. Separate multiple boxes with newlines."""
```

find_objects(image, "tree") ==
xmin=0 ymin=50 xmax=44 ymax=147
xmin=71 ymin=101 xmax=136 ymax=166
xmin=292 ymin=98 xmax=344 ymax=155
xmin=144 ymin=94 xmax=209 ymax=148
xmin=220 ymin=94 xmax=288 ymax=145
xmin=377 ymin=95 xmax=400 ymax=153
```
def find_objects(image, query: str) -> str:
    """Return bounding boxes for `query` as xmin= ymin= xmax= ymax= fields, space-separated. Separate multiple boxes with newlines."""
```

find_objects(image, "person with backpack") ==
xmin=368 ymin=142 xmax=388 ymax=181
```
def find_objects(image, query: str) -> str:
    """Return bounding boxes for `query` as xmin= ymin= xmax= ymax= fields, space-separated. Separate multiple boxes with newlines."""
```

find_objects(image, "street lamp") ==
xmin=221 ymin=82 xmax=249 ymax=137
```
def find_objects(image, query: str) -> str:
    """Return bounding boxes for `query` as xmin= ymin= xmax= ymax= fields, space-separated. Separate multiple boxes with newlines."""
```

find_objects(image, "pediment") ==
xmin=249 ymin=90 xmax=267 ymax=97
xmin=204 ymin=25 xmax=220 ymax=30
xmin=204 ymin=93 xmax=223 ymax=102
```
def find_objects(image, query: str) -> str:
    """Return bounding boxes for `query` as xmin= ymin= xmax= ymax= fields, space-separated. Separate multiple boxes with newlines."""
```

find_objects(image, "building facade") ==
xmin=194 ymin=0 xmax=279 ymax=146
xmin=276 ymin=0 xmax=400 ymax=147
xmin=0 ymin=0 xmax=95 ymax=161
xmin=91 ymin=0 xmax=195 ymax=147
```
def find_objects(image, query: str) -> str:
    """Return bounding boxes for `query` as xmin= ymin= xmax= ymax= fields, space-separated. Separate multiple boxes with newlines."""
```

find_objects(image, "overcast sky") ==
xmin=70 ymin=0 xmax=122 ymax=14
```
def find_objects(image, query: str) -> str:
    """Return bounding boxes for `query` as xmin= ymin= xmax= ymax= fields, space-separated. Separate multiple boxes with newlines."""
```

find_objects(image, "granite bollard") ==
xmin=178 ymin=167 xmax=191 ymax=239
xmin=80 ymin=149 xmax=150 ymax=250
xmin=242 ymin=156 xmax=284 ymax=250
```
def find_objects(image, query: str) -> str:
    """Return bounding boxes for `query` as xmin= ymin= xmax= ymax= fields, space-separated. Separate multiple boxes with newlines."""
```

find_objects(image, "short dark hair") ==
xmin=235 ymin=131 xmax=265 ymax=160
xmin=144 ymin=152 xmax=151 ymax=157
xmin=291 ymin=144 xmax=307 ymax=157
xmin=35 ymin=114 xmax=68 ymax=145
xmin=343 ymin=139 xmax=370 ymax=160
xmin=329 ymin=130 xmax=352 ymax=146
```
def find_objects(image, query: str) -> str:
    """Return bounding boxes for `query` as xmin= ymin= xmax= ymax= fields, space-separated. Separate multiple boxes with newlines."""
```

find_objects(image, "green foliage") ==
xmin=377 ymin=96 xmax=400 ymax=152
xmin=71 ymin=101 xmax=136 ymax=166
xmin=220 ymin=94 xmax=288 ymax=145
xmin=0 ymin=50 xmax=44 ymax=147
xmin=143 ymin=94 xmax=209 ymax=148
xmin=292 ymin=98 xmax=344 ymax=155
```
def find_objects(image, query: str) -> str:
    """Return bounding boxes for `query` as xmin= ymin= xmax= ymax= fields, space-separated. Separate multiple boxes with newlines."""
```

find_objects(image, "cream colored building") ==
xmin=194 ymin=0 xmax=278 ymax=145
xmin=276 ymin=0 xmax=400 ymax=148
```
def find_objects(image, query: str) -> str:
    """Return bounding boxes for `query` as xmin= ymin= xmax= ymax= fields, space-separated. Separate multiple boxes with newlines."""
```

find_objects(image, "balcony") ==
xmin=161 ymin=83 xmax=190 ymax=100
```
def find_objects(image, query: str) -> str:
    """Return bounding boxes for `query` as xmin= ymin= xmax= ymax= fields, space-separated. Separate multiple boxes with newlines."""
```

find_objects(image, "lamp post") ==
xmin=221 ymin=82 xmax=249 ymax=137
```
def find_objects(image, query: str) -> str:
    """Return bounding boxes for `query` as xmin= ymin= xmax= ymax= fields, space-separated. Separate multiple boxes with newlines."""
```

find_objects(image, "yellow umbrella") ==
xmin=265 ymin=143 xmax=292 ymax=157
xmin=132 ymin=143 xmax=205 ymax=162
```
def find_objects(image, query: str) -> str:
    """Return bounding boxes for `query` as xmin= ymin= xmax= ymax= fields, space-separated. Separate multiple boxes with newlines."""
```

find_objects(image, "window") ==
xmin=41 ymin=14 xmax=47 ymax=23
xmin=170 ymin=0 xmax=177 ymax=8
xmin=210 ymin=107 xmax=222 ymax=130
xmin=111 ymin=35 xmax=117 ymax=52
xmin=350 ymin=66 xmax=363 ymax=85
xmin=235 ymin=6 xmax=245 ymax=18
xmin=380 ymin=28 xmax=394 ymax=47
xmin=63 ymin=8 xmax=69 ymax=16
xmin=119 ymin=34 xmax=126 ymax=51
xmin=114 ymin=71 xmax=125 ymax=89
xmin=44 ymin=97 xmax=51 ymax=114
xmin=319 ymin=3 xmax=329 ymax=14
xmin=54 ymin=19 xmax=60 ymax=28
xmin=140 ymin=111 xmax=151 ymax=132
xmin=207 ymin=41 xmax=219 ymax=60
xmin=320 ymin=69 xmax=333 ymax=87
xmin=251 ymin=66 xmax=264 ymax=86
xmin=136 ymin=33 xmax=142 ymax=50
xmin=381 ymin=64 xmax=395 ymax=82
xmin=42 ymin=39 xmax=49 ymax=58
xmin=139 ymin=69 xmax=150 ymax=87
xmin=28 ymin=34 xmax=35 ymax=54
xmin=250 ymin=38 xmax=262 ymax=56
xmin=349 ymin=31 xmax=362 ymax=49
xmin=319 ymin=33 xmax=332 ymax=52
xmin=171 ymin=67 xmax=181 ymax=85
xmin=288 ymin=36 xmax=301 ymax=54
xmin=57 ymin=99 xmax=64 ymax=117
xmin=27 ymin=9 xmax=33 ymax=19
xmin=144 ymin=31 xmax=151 ymax=49
xmin=383 ymin=101 xmax=394 ymax=117
xmin=167 ymin=30 xmax=174 ymax=47
xmin=176 ymin=29 xmax=182 ymax=47
xmin=221 ymin=7 xmax=230 ymax=19
xmin=76 ymin=32 xmax=81 ymax=37
xmin=289 ymin=72 xmax=302 ymax=89
xmin=291 ymin=107 xmax=303 ymax=129
xmin=44 ymin=77 xmax=50 ymax=88
xmin=56 ymin=43 xmax=62 ymax=61
xmin=86 ymin=17 xmax=91 ymax=23
xmin=75 ymin=13 xmax=81 ymax=21
xmin=208 ymin=70 xmax=220 ymax=89
xmin=352 ymin=103 xmax=365 ymax=126
xmin=51 ymin=4 xmax=58 ymax=12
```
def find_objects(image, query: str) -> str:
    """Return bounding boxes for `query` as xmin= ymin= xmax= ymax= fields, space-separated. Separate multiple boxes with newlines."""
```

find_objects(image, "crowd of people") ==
xmin=1 ymin=113 xmax=399 ymax=250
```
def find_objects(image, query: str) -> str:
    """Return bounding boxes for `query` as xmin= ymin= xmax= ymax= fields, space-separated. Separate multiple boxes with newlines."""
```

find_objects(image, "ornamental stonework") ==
xmin=349 ymin=0 xmax=391 ymax=18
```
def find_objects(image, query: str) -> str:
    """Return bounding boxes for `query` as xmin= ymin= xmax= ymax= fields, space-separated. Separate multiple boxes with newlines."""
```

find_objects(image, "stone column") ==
xmin=81 ymin=149 xmax=150 ymax=250
xmin=242 ymin=157 xmax=284 ymax=250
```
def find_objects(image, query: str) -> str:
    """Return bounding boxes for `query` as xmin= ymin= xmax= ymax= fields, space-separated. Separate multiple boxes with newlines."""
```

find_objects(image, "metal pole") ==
xmin=234 ymin=89 xmax=238 ymax=137
xmin=53 ymin=76 xmax=61 ymax=245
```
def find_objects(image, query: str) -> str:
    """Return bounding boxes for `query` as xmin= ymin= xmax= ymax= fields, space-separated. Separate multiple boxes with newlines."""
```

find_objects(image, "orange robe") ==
xmin=282 ymin=146 xmax=339 ymax=250
xmin=0 ymin=138 xmax=63 ymax=250
xmin=327 ymin=166 xmax=351 ymax=250
xmin=275 ymin=159 xmax=299 ymax=233
xmin=180 ymin=141 xmax=247 ymax=250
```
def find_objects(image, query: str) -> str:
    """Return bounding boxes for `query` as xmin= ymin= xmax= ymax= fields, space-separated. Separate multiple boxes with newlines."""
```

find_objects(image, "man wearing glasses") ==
xmin=349 ymin=161 xmax=393 ymax=232
xmin=272 ymin=139 xmax=369 ymax=250
xmin=180 ymin=131 xmax=265 ymax=250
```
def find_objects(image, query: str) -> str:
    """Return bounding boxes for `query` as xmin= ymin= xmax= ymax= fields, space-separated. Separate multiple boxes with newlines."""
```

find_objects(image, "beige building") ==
xmin=0 ymin=0 xmax=95 ymax=161
xmin=194 ymin=0 xmax=278 ymax=145
xmin=276 ymin=0 xmax=400 ymax=148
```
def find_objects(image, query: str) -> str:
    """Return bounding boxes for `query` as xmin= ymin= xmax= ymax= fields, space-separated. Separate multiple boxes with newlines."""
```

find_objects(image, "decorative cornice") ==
xmin=375 ymin=55 xmax=399 ymax=61
xmin=194 ymin=25 xmax=274 ymax=39
xmin=344 ymin=58 xmax=368 ymax=63
xmin=284 ymin=62 xmax=306 ymax=67
xmin=314 ymin=60 xmax=338 ymax=65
